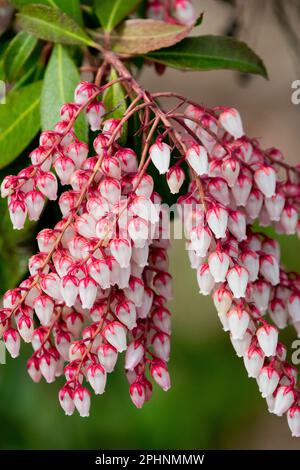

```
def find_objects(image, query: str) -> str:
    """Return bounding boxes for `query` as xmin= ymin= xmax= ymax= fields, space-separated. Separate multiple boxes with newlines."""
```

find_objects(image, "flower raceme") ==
xmin=0 ymin=71 xmax=300 ymax=439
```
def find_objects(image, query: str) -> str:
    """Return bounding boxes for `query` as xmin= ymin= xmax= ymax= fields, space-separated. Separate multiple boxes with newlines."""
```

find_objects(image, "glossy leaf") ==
xmin=0 ymin=81 xmax=42 ymax=169
xmin=17 ymin=5 xmax=93 ymax=46
xmin=41 ymin=44 xmax=88 ymax=142
xmin=11 ymin=0 xmax=83 ymax=24
xmin=109 ymin=19 xmax=194 ymax=54
xmin=103 ymin=68 xmax=127 ymax=145
xmin=94 ymin=0 xmax=141 ymax=31
xmin=3 ymin=31 xmax=38 ymax=82
xmin=146 ymin=35 xmax=268 ymax=78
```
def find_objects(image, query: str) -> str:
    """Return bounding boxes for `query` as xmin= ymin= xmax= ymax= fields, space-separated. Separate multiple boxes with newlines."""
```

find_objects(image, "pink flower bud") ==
xmin=186 ymin=145 xmax=208 ymax=176
xmin=246 ymin=188 xmax=263 ymax=220
xmin=228 ymin=210 xmax=246 ymax=242
xmin=125 ymin=340 xmax=145 ymax=370
xmin=17 ymin=314 xmax=34 ymax=343
xmin=3 ymin=289 xmax=21 ymax=309
xmin=109 ymin=238 xmax=132 ymax=269
xmin=288 ymin=293 xmax=300 ymax=323
xmin=265 ymin=192 xmax=285 ymax=221
xmin=269 ymin=298 xmax=287 ymax=329
xmin=8 ymin=196 xmax=27 ymax=230
xmin=166 ymin=166 xmax=185 ymax=194
xmin=1 ymin=175 xmax=17 ymax=198
xmin=197 ymin=263 xmax=215 ymax=295
xmin=30 ymin=147 xmax=52 ymax=171
xmin=256 ymin=324 xmax=278 ymax=357
xmin=130 ymin=381 xmax=146 ymax=409
xmin=36 ymin=172 xmax=58 ymax=201
xmin=260 ymin=254 xmax=280 ymax=286
xmin=73 ymin=385 xmax=91 ymax=417
xmin=152 ymin=332 xmax=170 ymax=361
xmin=66 ymin=141 xmax=89 ymax=168
xmin=227 ymin=305 xmax=250 ymax=340
xmin=74 ymin=81 xmax=99 ymax=104
xmin=171 ymin=0 xmax=196 ymax=25
xmin=243 ymin=342 xmax=264 ymax=378
xmin=99 ymin=177 xmax=121 ymax=204
xmin=152 ymin=306 xmax=171 ymax=334
xmin=24 ymin=190 xmax=45 ymax=221
xmin=86 ymin=363 xmax=107 ymax=395
xmin=227 ymin=265 xmax=248 ymax=299
xmin=124 ymin=277 xmax=144 ymax=307
xmin=89 ymin=259 xmax=111 ymax=289
xmin=208 ymin=249 xmax=230 ymax=282
xmin=280 ymin=204 xmax=298 ymax=234
xmin=257 ymin=366 xmax=280 ymax=398
xmin=137 ymin=287 xmax=154 ymax=319
xmin=87 ymin=196 xmax=110 ymax=219
xmin=79 ymin=277 xmax=97 ymax=309
xmin=60 ymin=274 xmax=79 ymax=307
xmin=27 ymin=356 xmax=42 ymax=383
xmin=150 ymin=359 xmax=171 ymax=391
xmin=287 ymin=405 xmax=300 ymax=437
xmin=53 ymin=156 xmax=76 ymax=185
xmin=93 ymin=133 xmax=110 ymax=155
xmin=4 ymin=328 xmax=20 ymax=358
xmin=232 ymin=173 xmax=252 ymax=207
xmin=103 ymin=118 xmax=122 ymax=139
xmin=102 ymin=156 xmax=121 ymax=179
xmin=206 ymin=204 xmax=228 ymax=239
xmin=241 ymin=250 xmax=259 ymax=282
xmin=39 ymin=352 xmax=57 ymax=383
xmin=190 ymin=225 xmax=211 ymax=257
xmin=60 ymin=102 xmax=79 ymax=121
xmin=273 ymin=386 xmax=296 ymax=416
xmin=222 ymin=158 xmax=240 ymax=188
xmin=254 ymin=166 xmax=276 ymax=198
xmin=65 ymin=311 xmax=84 ymax=338
xmin=132 ymin=173 xmax=154 ymax=198
xmin=41 ymin=273 xmax=63 ymax=301
xmin=149 ymin=140 xmax=171 ymax=175
xmin=97 ymin=343 xmax=118 ymax=372
xmin=230 ymin=329 xmax=252 ymax=357
xmin=213 ymin=287 xmax=232 ymax=316
xmin=219 ymin=108 xmax=244 ymax=139
xmin=59 ymin=385 xmax=75 ymax=416
xmin=115 ymin=299 xmax=137 ymax=330
xmin=86 ymin=101 xmax=105 ymax=131
xmin=103 ymin=321 xmax=127 ymax=352
xmin=208 ymin=178 xmax=230 ymax=206
xmin=115 ymin=147 xmax=138 ymax=173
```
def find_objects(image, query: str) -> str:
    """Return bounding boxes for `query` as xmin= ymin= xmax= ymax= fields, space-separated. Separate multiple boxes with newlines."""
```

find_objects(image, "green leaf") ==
xmin=10 ymin=0 xmax=83 ymax=24
xmin=3 ymin=31 xmax=38 ymax=82
xmin=109 ymin=19 xmax=194 ymax=54
xmin=146 ymin=35 xmax=268 ymax=78
xmin=41 ymin=44 xmax=88 ymax=142
xmin=0 ymin=81 xmax=42 ymax=169
xmin=103 ymin=69 xmax=127 ymax=145
xmin=94 ymin=0 xmax=141 ymax=31
xmin=16 ymin=5 xmax=94 ymax=47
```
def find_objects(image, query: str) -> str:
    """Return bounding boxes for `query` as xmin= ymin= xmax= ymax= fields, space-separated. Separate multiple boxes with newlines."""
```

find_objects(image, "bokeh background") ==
xmin=0 ymin=0 xmax=300 ymax=450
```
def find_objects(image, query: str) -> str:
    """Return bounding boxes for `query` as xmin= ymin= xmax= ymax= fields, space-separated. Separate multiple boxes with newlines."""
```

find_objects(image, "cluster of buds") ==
xmin=1 ymin=59 xmax=300 ymax=437
xmin=0 ymin=80 xmax=172 ymax=417
xmin=146 ymin=0 xmax=196 ymax=26
xmin=170 ymin=104 xmax=300 ymax=437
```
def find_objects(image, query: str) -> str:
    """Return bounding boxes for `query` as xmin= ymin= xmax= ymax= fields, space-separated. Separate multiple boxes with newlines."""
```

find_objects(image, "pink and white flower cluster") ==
xmin=171 ymin=104 xmax=300 ymax=437
xmin=1 ymin=73 xmax=300 ymax=438
xmin=0 ymin=81 xmax=172 ymax=417
xmin=146 ymin=0 xmax=196 ymax=26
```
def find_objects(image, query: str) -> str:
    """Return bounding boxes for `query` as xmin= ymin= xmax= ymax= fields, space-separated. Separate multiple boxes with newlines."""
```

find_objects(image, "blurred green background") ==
xmin=0 ymin=0 xmax=300 ymax=450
